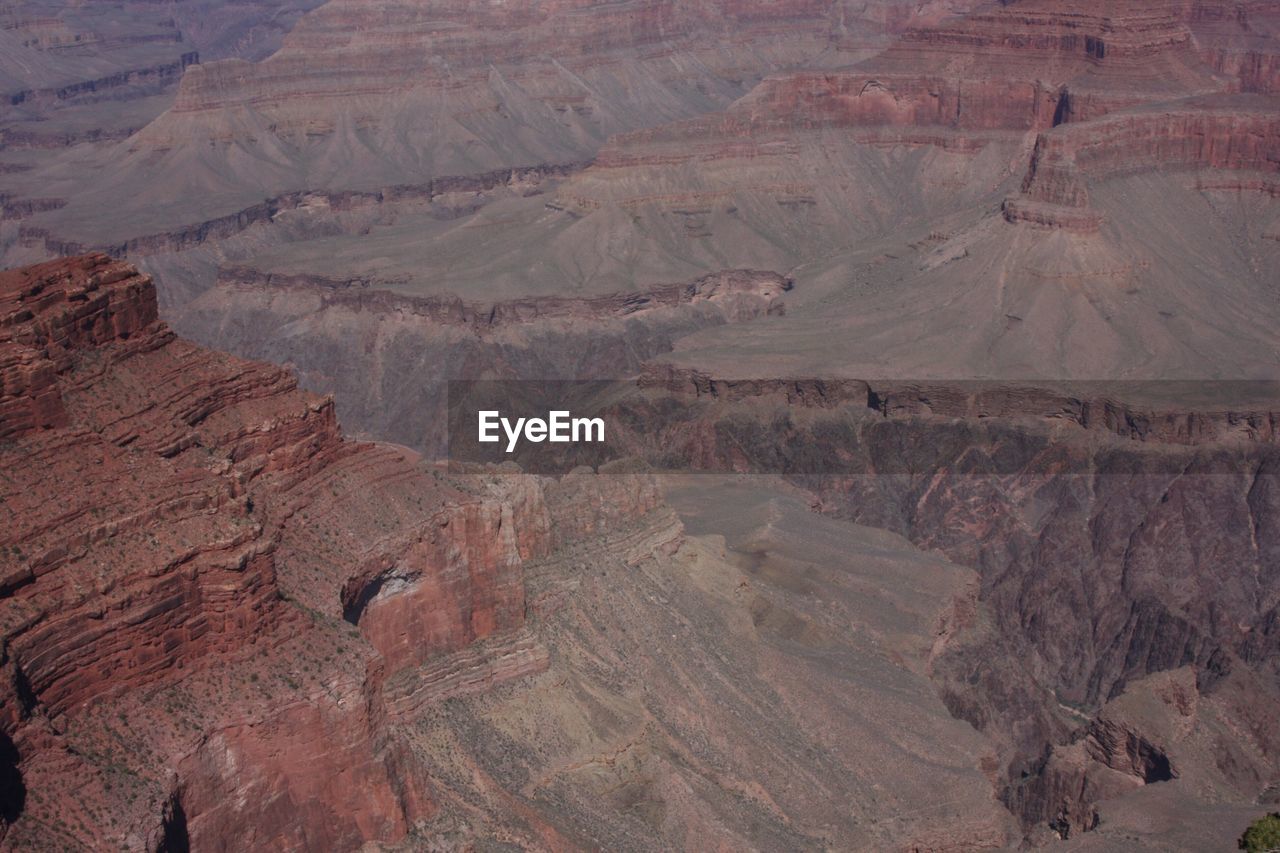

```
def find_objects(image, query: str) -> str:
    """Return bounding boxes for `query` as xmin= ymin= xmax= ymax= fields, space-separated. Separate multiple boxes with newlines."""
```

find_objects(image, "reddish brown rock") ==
xmin=1193 ymin=1 xmax=1280 ymax=93
xmin=1017 ymin=104 xmax=1280 ymax=215
xmin=163 ymin=0 xmax=955 ymax=118
xmin=0 ymin=255 xmax=560 ymax=849
xmin=545 ymin=0 xmax=1279 ymax=238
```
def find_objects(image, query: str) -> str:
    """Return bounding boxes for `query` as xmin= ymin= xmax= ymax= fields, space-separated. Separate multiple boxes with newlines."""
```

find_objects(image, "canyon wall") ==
xmin=1 ymin=0 xmax=1277 ymax=844
xmin=3 ymin=252 xmax=1278 ymax=846
xmin=0 ymin=255 xmax=1033 ymax=850
xmin=581 ymin=373 xmax=1280 ymax=837
xmin=0 ymin=0 xmax=987 ymax=260
xmin=1012 ymin=105 xmax=1280 ymax=227
xmin=181 ymin=265 xmax=796 ymax=452
xmin=0 ymin=255 xmax=562 ymax=849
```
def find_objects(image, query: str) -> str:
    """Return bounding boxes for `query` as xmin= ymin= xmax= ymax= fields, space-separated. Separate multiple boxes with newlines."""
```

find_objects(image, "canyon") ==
xmin=0 ymin=254 xmax=1024 ymax=849
xmin=1 ymin=0 xmax=1279 ymax=848
xmin=3 ymin=255 xmax=1278 ymax=849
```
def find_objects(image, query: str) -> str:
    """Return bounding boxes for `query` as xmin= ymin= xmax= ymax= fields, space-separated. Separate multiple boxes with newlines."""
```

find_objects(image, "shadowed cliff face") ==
xmin=393 ymin=474 xmax=1021 ymax=849
xmin=180 ymin=265 xmax=791 ymax=451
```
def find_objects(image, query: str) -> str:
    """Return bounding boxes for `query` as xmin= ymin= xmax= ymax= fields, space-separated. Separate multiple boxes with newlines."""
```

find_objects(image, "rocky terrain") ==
xmin=0 ymin=254 xmax=552 ymax=848
xmin=0 ymin=0 xmax=975 ymax=254
xmin=9 ymin=0 xmax=1265 ymax=409
xmin=1 ymin=256 xmax=1276 ymax=849
xmin=588 ymin=373 xmax=1280 ymax=841
xmin=0 ymin=254 xmax=1029 ymax=850
xmin=186 ymin=264 xmax=792 ymax=451
xmin=0 ymin=0 xmax=327 ymax=151
xmin=1 ymin=0 xmax=1279 ymax=848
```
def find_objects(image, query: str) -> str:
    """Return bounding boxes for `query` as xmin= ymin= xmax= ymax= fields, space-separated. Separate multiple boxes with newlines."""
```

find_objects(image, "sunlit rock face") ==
xmin=0 ymin=0 xmax=1278 ymax=848
xmin=0 ymin=255 xmax=551 ymax=849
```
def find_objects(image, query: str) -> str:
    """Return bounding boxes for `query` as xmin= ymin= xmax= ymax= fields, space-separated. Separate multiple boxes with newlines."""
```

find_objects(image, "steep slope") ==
xmin=399 ymin=474 xmax=1019 ymax=849
xmin=559 ymin=374 xmax=1280 ymax=843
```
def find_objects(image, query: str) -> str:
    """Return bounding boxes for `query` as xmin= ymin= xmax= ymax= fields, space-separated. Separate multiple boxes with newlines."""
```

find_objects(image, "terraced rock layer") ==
xmin=580 ymin=374 xmax=1280 ymax=840
xmin=0 ymin=0 xmax=976 ymax=255
xmin=0 ymin=255 xmax=557 ymax=849
xmin=186 ymin=263 xmax=795 ymax=452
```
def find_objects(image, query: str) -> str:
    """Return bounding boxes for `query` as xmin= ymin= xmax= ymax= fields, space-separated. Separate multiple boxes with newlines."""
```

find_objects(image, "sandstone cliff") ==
xmin=0 ymin=255 xmax=561 ymax=849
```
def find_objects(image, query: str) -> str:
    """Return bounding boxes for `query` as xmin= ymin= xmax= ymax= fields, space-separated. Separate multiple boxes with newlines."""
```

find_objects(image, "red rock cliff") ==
xmin=0 ymin=255 xmax=559 ymax=849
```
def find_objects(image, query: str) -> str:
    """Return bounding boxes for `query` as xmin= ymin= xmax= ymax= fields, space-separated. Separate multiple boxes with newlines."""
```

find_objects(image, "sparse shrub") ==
xmin=1241 ymin=813 xmax=1280 ymax=853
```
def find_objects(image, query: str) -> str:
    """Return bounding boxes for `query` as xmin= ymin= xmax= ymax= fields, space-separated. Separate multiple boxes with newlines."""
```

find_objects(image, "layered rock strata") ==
xmin=0 ymin=255 xmax=558 ymax=849
xmin=584 ymin=372 xmax=1280 ymax=839
xmin=183 ymin=265 xmax=796 ymax=452
xmin=0 ymin=0 xmax=980 ymax=258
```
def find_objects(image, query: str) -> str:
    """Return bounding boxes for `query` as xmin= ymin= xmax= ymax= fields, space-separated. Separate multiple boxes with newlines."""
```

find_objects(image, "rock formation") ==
xmin=176 ymin=263 xmax=794 ymax=453
xmin=0 ymin=255 xmax=1049 ymax=850
xmin=0 ymin=255 xmax=549 ymax=848
xmin=569 ymin=373 xmax=1280 ymax=841
xmin=0 ymin=0 xmax=983 ymax=260
xmin=1 ymin=0 xmax=1278 ymax=848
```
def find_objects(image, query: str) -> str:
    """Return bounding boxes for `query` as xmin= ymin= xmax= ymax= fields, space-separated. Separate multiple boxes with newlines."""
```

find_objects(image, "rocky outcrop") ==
xmin=217 ymin=266 xmax=791 ymax=330
xmin=1004 ymin=714 xmax=1181 ymax=838
xmin=1000 ymin=196 xmax=1105 ymax=231
xmin=16 ymin=163 xmax=583 ymax=259
xmin=5 ymin=53 xmax=199 ymax=110
xmin=0 ymin=253 xmax=158 ymax=440
xmin=1002 ymin=660 xmax=1280 ymax=840
xmin=0 ymin=255 xmax=569 ymax=849
xmin=638 ymin=368 xmax=1280 ymax=446
xmin=0 ymin=198 xmax=66 ymax=222
xmin=183 ymin=266 xmax=795 ymax=453
xmin=589 ymin=72 xmax=1062 ymax=166
xmin=3 ymin=254 xmax=765 ymax=850
xmin=564 ymin=64 xmax=1060 ymax=200
xmin=890 ymin=0 xmax=1195 ymax=64
xmin=1013 ymin=105 xmax=1280 ymax=224
xmin=353 ymin=469 xmax=1022 ymax=849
